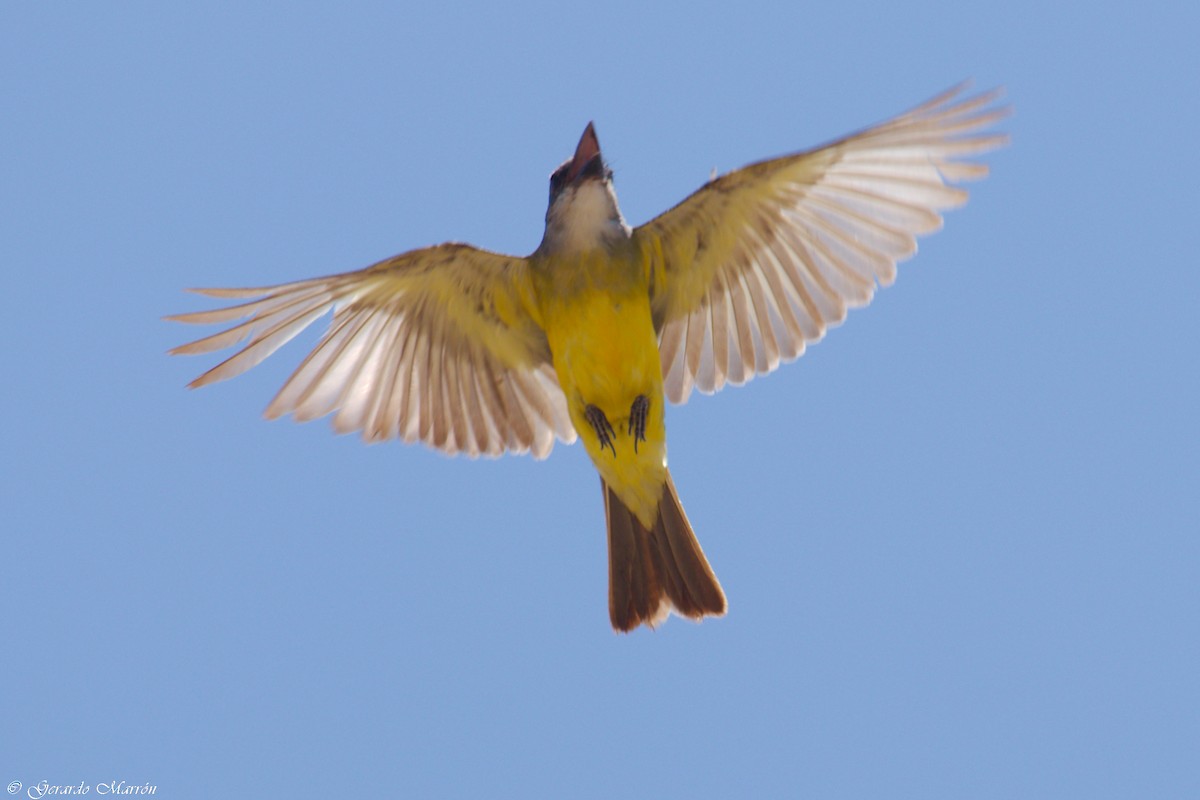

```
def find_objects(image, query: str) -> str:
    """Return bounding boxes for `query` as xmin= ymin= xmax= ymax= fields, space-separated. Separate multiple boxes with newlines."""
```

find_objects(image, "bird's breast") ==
xmin=533 ymin=248 xmax=660 ymax=413
xmin=533 ymin=247 xmax=668 ymax=521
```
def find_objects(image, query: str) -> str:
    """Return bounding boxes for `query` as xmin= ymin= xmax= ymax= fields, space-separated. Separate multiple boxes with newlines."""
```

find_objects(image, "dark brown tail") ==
xmin=602 ymin=470 xmax=727 ymax=632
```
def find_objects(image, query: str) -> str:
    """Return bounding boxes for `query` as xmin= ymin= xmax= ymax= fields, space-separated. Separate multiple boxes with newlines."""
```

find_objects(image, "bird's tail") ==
xmin=602 ymin=470 xmax=727 ymax=632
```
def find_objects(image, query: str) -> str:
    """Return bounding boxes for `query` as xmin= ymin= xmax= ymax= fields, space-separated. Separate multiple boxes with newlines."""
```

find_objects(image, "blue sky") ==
xmin=3 ymin=2 xmax=1197 ymax=798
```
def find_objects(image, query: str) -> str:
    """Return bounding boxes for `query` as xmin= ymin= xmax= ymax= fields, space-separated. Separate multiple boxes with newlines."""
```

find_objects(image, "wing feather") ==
xmin=169 ymin=243 xmax=576 ymax=458
xmin=467 ymin=349 xmax=506 ymax=456
xmin=709 ymin=268 xmax=731 ymax=386
xmin=441 ymin=340 xmax=468 ymax=454
xmin=639 ymin=85 xmax=1008 ymax=402
xmin=737 ymin=260 xmax=776 ymax=374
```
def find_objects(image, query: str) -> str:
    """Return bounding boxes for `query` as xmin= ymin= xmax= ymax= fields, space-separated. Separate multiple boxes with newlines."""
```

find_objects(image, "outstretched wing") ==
xmin=636 ymin=84 xmax=1009 ymax=403
xmin=168 ymin=243 xmax=576 ymax=459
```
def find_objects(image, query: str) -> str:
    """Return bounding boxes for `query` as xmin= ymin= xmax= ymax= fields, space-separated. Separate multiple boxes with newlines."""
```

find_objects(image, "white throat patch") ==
xmin=542 ymin=180 xmax=631 ymax=254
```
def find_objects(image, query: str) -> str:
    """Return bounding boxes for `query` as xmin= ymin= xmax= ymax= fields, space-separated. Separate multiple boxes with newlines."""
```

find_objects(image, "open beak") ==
xmin=565 ymin=122 xmax=601 ymax=183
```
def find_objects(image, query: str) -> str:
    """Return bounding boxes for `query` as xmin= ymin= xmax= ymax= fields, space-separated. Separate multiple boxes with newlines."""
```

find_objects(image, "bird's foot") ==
xmin=585 ymin=404 xmax=617 ymax=456
xmin=628 ymin=395 xmax=648 ymax=453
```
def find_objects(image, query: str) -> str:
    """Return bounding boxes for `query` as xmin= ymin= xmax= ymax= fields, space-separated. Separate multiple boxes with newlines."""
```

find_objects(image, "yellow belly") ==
xmin=534 ymin=251 xmax=667 ymax=526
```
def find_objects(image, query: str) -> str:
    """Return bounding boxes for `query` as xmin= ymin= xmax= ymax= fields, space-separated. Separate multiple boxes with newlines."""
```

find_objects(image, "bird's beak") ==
xmin=565 ymin=122 xmax=602 ymax=183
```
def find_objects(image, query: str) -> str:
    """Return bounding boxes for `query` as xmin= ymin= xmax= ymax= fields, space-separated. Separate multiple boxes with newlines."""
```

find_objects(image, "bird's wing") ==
xmin=168 ymin=243 xmax=576 ymax=459
xmin=635 ymin=85 xmax=1008 ymax=403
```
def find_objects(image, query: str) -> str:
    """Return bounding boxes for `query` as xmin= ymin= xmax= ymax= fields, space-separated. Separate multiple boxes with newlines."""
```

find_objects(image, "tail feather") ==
xmin=603 ymin=471 xmax=726 ymax=632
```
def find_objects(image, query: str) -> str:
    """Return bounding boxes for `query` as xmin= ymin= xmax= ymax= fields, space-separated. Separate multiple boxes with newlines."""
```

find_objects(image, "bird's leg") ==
xmin=628 ymin=395 xmax=648 ymax=453
xmin=585 ymin=404 xmax=617 ymax=456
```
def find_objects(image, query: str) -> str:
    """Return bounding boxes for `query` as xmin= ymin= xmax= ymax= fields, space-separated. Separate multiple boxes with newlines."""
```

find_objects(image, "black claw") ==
xmin=585 ymin=404 xmax=617 ymax=456
xmin=628 ymin=395 xmax=648 ymax=453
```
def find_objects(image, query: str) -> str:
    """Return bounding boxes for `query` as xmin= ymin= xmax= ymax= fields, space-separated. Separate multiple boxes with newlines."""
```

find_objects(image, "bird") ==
xmin=168 ymin=84 xmax=1007 ymax=632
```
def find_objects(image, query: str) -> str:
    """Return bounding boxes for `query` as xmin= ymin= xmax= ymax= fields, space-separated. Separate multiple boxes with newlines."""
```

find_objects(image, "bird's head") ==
xmin=539 ymin=122 xmax=629 ymax=254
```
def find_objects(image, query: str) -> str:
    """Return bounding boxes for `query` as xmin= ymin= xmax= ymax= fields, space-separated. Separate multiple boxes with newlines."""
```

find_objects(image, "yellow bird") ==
xmin=169 ymin=85 xmax=1007 ymax=632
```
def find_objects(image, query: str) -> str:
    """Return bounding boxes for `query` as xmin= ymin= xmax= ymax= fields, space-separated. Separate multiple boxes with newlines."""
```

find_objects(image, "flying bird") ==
xmin=169 ymin=85 xmax=1007 ymax=632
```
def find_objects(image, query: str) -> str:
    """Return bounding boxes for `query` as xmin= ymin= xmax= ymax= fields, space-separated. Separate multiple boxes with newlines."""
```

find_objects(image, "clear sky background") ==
xmin=3 ymin=2 xmax=1197 ymax=798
